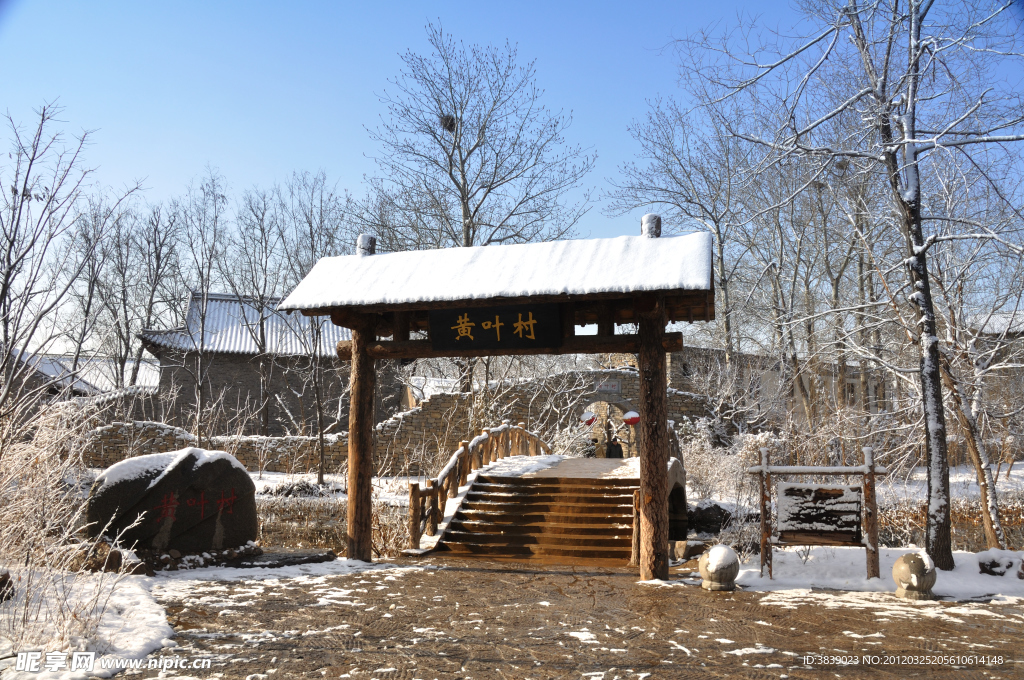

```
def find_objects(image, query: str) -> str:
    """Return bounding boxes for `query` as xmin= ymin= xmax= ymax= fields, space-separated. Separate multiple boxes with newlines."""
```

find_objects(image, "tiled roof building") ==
xmin=140 ymin=293 xmax=367 ymax=437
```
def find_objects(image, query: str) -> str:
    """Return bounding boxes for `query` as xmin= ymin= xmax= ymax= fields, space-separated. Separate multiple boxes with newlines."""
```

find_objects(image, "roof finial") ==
xmin=641 ymin=214 xmax=661 ymax=238
xmin=356 ymin=233 xmax=377 ymax=256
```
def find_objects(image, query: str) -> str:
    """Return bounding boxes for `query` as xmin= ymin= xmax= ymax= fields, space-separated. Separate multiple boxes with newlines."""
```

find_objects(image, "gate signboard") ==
xmin=429 ymin=304 xmax=562 ymax=352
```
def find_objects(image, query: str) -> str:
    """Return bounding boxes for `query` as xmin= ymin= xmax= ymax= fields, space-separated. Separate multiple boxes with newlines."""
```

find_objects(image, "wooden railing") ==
xmin=407 ymin=420 xmax=553 ymax=549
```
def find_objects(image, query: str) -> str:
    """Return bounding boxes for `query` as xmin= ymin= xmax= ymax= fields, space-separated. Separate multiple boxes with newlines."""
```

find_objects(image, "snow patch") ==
xmin=95 ymin=447 xmax=248 ymax=492
xmin=705 ymin=545 xmax=738 ymax=571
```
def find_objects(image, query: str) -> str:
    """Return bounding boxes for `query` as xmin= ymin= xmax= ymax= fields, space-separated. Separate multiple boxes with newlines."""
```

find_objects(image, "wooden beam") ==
xmin=597 ymin=301 xmax=614 ymax=336
xmin=637 ymin=295 xmax=669 ymax=581
xmin=392 ymin=311 xmax=411 ymax=341
xmin=304 ymin=288 xmax=714 ymax=317
xmin=347 ymin=317 xmax=376 ymax=562
xmin=335 ymin=332 xmax=684 ymax=361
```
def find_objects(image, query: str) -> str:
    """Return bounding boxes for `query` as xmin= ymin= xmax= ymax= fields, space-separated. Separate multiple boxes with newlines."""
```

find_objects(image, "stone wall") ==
xmin=374 ymin=392 xmax=474 ymax=476
xmin=81 ymin=421 xmax=348 ymax=474
xmin=372 ymin=368 xmax=709 ymax=472
xmin=81 ymin=368 xmax=710 ymax=477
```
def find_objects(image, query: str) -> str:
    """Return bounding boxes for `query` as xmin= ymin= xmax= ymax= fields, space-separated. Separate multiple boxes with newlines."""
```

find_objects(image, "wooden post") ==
xmin=518 ymin=423 xmax=527 ymax=455
xmin=637 ymin=294 xmax=669 ymax=581
xmin=863 ymin=447 xmax=880 ymax=579
xmin=481 ymin=429 xmax=491 ymax=465
xmin=408 ymin=482 xmax=422 ymax=549
xmin=630 ymin=489 xmax=641 ymax=567
xmin=758 ymin=447 xmax=769 ymax=577
xmin=425 ymin=479 xmax=439 ymax=535
xmin=347 ymin=319 xmax=376 ymax=562
xmin=458 ymin=440 xmax=470 ymax=488
xmin=470 ymin=438 xmax=480 ymax=470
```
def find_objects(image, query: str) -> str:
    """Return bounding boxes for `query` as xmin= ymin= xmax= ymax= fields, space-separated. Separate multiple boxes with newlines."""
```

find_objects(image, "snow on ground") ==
xmin=735 ymin=546 xmax=1024 ymax=600
xmin=601 ymin=457 xmax=640 ymax=478
xmin=878 ymin=463 xmax=1024 ymax=504
xmin=478 ymin=453 xmax=564 ymax=477
xmin=150 ymin=558 xmax=426 ymax=593
xmin=0 ymin=574 xmax=174 ymax=680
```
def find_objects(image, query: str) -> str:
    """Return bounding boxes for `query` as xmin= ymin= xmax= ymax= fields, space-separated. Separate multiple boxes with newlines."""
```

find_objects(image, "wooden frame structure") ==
xmin=279 ymin=223 xmax=714 ymax=581
xmin=748 ymin=446 xmax=883 ymax=579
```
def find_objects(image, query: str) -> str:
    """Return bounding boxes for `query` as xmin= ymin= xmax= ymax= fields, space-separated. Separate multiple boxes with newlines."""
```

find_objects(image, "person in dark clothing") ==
xmin=606 ymin=437 xmax=623 ymax=459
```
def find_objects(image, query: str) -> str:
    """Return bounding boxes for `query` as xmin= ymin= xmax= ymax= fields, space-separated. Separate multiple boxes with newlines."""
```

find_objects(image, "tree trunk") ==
xmin=637 ymin=295 xmax=669 ymax=581
xmin=347 ymin=321 xmax=377 ymax=562
xmin=939 ymin=358 xmax=1004 ymax=549
xmin=715 ymin=235 xmax=734 ymax=369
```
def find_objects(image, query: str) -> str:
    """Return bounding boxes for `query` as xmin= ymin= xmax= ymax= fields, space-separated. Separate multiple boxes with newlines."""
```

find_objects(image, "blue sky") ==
xmin=0 ymin=0 xmax=796 ymax=238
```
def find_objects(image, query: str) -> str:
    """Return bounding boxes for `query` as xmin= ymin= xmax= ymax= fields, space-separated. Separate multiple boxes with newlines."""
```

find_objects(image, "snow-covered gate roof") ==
xmin=279 ymin=233 xmax=714 ymax=316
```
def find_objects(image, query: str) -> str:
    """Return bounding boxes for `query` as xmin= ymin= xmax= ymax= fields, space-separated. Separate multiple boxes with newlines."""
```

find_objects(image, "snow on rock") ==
xmin=705 ymin=545 xmax=739 ymax=571
xmin=975 ymin=548 xmax=1022 ymax=576
xmin=94 ymin=447 xmax=248 ymax=492
xmin=280 ymin=232 xmax=713 ymax=311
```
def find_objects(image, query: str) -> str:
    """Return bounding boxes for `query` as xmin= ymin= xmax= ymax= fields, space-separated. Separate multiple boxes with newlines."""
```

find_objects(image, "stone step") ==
xmin=475 ymin=475 xmax=638 ymax=488
xmin=455 ymin=510 xmax=632 ymax=526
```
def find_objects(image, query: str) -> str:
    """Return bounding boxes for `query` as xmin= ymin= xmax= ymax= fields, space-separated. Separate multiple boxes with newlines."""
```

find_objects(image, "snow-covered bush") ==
xmin=0 ymin=408 xmax=132 ymax=652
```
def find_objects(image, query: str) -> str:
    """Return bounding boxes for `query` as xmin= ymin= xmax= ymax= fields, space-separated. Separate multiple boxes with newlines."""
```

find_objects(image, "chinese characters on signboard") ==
xmin=429 ymin=305 xmax=562 ymax=351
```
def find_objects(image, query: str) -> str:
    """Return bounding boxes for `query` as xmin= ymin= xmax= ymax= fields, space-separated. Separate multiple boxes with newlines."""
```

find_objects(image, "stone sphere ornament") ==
xmin=892 ymin=552 xmax=937 ymax=600
xmin=698 ymin=544 xmax=740 ymax=591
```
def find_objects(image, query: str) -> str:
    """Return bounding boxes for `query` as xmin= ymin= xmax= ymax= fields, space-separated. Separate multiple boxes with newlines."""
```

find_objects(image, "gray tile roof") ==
xmin=141 ymin=293 xmax=350 ymax=357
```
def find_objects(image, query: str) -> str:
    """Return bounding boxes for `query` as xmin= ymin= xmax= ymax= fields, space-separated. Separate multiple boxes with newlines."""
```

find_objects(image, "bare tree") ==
xmin=220 ymin=187 xmax=287 ymax=435
xmin=129 ymin=204 xmax=184 ymax=386
xmin=176 ymin=170 xmax=228 ymax=444
xmin=608 ymin=99 xmax=750 ymax=367
xmin=279 ymin=171 xmax=350 ymax=484
xmin=0 ymin=105 xmax=136 ymax=445
xmin=678 ymin=0 xmax=1024 ymax=569
xmin=357 ymin=22 xmax=595 ymax=250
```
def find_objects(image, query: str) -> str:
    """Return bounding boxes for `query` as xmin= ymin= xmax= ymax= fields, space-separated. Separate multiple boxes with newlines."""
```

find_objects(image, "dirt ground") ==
xmin=141 ymin=555 xmax=1024 ymax=680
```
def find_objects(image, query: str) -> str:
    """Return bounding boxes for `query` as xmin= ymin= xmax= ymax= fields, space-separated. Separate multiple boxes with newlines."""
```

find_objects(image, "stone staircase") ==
xmin=436 ymin=475 xmax=639 ymax=564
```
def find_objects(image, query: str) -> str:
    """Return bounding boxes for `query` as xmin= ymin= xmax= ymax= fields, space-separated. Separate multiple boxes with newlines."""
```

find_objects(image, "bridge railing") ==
xmin=407 ymin=419 xmax=553 ymax=549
